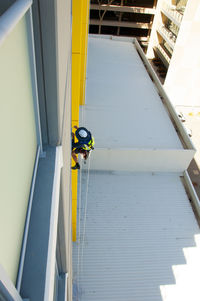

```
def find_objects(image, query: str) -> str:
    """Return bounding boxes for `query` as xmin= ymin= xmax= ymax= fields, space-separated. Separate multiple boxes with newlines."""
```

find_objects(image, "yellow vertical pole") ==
xmin=71 ymin=0 xmax=82 ymax=241
xmin=71 ymin=0 xmax=90 ymax=241
xmin=80 ymin=0 xmax=90 ymax=106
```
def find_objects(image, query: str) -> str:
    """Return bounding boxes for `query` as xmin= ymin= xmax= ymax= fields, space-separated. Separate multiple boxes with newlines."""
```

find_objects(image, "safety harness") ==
xmin=82 ymin=136 xmax=95 ymax=151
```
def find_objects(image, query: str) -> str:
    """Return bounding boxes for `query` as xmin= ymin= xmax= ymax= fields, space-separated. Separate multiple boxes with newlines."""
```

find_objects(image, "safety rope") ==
xmin=77 ymin=96 xmax=86 ymax=286
xmin=80 ymin=155 xmax=91 ymax=275
xmin=76 ymin=76 xmax=86 ymax=288
xmin=76 ymin=128 xmax=89 ymax=298
xmin=76 ymin=152 xmax=91 ymax=301
xmin=77 ymin=158 xmax=83 ymax=291
xmin=75 ymin=29 xmax=89 ymax=299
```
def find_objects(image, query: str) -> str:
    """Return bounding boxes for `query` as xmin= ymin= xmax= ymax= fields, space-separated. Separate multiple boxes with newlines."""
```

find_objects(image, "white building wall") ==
xmin=88 ymin=148 xmax=194 ymax=172
xmin=164 ymin=0 xmax=200 ymax=111
xmin=146 ymin=0 xmax=163 ymax=59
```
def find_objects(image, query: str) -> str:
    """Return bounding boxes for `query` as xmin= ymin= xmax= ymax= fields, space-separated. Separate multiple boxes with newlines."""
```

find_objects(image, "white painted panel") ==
xmin=73 ymin=172 xmax=200 ymax=301
xmin=83 ymin=148 xmax=195 ymax=172
xmin=0 ymin=15 xmax=37 ymax=284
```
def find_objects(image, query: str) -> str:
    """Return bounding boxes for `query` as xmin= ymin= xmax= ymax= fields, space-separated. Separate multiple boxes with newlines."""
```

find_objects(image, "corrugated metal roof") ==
xmin=83 ymin=37 xmax=183 ymax=150
xmin=73 ymin=171 xmax=200 ymax=301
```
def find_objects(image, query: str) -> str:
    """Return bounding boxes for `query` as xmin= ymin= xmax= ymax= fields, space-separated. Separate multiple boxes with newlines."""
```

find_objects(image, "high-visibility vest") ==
xmin=82 ymin=136 xmax=95 ymax=151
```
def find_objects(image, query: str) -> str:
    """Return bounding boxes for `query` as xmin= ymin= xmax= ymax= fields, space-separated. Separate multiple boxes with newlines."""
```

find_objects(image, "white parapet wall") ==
xmin=85 ymin=148 xmax=195 ymax=172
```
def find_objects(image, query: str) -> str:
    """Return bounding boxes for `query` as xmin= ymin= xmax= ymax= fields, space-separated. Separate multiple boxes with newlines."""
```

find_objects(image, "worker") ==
xmin=71 ymin=126 xmax=94 ymax=170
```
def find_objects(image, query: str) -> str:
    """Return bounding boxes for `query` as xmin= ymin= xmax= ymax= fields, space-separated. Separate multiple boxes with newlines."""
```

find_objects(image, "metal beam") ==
xmin=90 ymin=19 xmax=152 ymax=29
xmin=16 ymin=146 xmax=41 ymax=291
xmin=90 ymin=4 xmax=155 ymax=15
xmin=136 ymin=36 xmax=148 ymax=41
xmin=0 ymin=265 xmax=23 ymax=301
xmin=26 ymin=8 xmax=44 ymax=155
xmin=43 ymin=146 xmax=63 ymax=301
xmin=0 ymin=0 xmax=32 ymax=46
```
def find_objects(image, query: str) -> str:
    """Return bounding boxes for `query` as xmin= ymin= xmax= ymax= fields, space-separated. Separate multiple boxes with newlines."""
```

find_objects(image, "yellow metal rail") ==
xmin=71 ymin=0 xmax=90 ymax=241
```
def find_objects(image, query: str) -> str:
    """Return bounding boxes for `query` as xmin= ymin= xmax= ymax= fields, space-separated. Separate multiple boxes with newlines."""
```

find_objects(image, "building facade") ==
xmin=89 ymin=0 xmax=158 ymax=48
xmin=0 ymin=0 xmax=81 ymax=300
xmin=147 ymin=0 xmax=200 ymax=112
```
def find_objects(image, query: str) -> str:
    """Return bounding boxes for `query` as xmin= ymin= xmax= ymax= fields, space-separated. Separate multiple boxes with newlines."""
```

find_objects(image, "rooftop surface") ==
xmin=84 ymin=36 xmax=183 ymax=149
xmin=73 ymin=171 xmax=200 ymax=301
xmin=72 ymin=36 xmax=200 ymax=301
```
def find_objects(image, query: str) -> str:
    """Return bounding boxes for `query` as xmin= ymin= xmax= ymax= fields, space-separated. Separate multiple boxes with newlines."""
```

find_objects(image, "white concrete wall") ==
xmin=164 ymin=0 xmax=200 ymax=111
xmin=84 ymin=148 xmax=195 ymax=172
xmin=146 ymin=0 xmax=163 ymax=59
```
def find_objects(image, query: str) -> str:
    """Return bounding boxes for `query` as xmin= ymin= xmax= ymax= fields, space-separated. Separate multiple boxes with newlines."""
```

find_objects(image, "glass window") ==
xmin=0 ymin=13 xmax=37 ymax=284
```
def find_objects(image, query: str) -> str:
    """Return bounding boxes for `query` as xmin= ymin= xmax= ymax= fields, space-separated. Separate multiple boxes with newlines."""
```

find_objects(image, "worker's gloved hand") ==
xmin=83 ymin=151 xmax=89 ymax=160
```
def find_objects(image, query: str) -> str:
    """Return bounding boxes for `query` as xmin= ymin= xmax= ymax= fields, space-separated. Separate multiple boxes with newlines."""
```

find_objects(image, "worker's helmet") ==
xmin=79 ymin=129 xmax=88 ymax=138
xmin=76 ymin=127 xmax=91 ymax=141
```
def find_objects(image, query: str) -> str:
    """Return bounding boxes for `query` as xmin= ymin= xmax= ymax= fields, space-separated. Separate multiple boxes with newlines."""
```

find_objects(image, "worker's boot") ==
xmin=71 ymin=162 xmax=80 ymax=170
